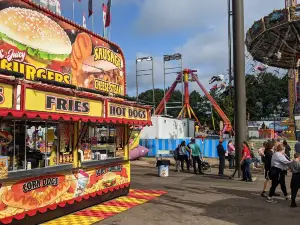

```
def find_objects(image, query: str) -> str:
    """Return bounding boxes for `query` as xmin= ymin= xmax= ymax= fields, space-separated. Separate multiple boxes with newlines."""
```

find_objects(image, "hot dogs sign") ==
xmin=0 ymin=0 xmax=125 ymax=95
xmin=0 ymin=164 xmax=129 ymax=219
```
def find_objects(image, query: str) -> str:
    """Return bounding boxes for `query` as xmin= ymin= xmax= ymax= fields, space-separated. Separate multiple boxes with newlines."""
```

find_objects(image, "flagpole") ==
xmin=72 ymin=0 xmax=75 ymax=21
xmin=92 ymin=14 xmax=94 ymax=32
xmin=108 ymin=0 xmax=112 ymax=40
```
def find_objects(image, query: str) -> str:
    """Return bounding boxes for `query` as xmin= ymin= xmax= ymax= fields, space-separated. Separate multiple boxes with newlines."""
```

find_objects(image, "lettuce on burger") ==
xmin=0 ymin=7 xmax=72 ymax=68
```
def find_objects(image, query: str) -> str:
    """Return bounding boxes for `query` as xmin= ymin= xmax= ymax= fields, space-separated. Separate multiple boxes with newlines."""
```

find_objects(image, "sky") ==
xmin=58 ymin=0 xmax=285 ymax=97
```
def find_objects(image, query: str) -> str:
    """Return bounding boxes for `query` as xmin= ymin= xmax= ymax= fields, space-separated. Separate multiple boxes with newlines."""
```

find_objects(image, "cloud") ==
xmin=129 ymin=0 xmax=286 ymax=96
xmin=135 ymin=0 xmax=284 ymax=35
xmin=126 ymin=53 xmax=183 ymax=97
xmin=134 ymin=0 xmax=226 ymax=35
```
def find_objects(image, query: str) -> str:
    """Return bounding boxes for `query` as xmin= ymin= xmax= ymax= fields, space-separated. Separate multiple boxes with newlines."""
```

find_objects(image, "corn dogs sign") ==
xmin=0 ymin=0 xmax=125 ymax=95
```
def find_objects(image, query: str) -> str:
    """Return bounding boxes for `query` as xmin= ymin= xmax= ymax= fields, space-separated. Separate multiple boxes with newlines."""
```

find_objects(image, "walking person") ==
xmin=261 ymin=141 xmax=274 ymax=197
xmin=178 ymin=141 xmax=191 ymax=172
xmin=227 ymin=140 xmax=235 ymax=169
xmin=217 ymin=139 xmax=226 ymax=176
xmin=250 ymin=143 xmax=260 ymax=169
xmin=173 ymin=145 xmax=180 ymax=172
xmin=283 ymin=140 xmax=291 ymax=159
xmin=267 ymin=143 xmax=291 ymax=203
xmin=295 ymin=137 xmax=300 ymax=154
xmin=290 ymin=153 xmax=300 ymax=207
xmin=240 ymin=141 xmax=253 ymax=182
xmin=189 ymin=138 xmax=204 ymax=175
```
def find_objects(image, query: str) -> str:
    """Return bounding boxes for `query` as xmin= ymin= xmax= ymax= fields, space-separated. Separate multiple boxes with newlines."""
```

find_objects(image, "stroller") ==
xmin=201 ymin=160 xmax=211 ymax=172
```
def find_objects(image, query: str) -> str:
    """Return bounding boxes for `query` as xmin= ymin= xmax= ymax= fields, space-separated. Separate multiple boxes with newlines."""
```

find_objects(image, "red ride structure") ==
xmin=155 ymin=69 xmax=233 ymax=134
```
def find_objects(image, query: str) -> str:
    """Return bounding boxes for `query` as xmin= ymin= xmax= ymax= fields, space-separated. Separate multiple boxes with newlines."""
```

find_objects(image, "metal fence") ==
xmin=139 ymin=138 xmax=229 ymax=158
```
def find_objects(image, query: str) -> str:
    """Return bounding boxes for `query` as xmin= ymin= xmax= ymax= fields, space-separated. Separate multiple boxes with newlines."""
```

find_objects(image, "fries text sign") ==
xmin=25 ymin=89 xmax=103 ymax=117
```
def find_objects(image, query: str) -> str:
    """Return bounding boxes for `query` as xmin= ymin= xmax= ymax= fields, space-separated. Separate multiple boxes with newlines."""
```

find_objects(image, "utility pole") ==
xmin=232 ymin=0 xmax=246 ymax=178
xmin=228 ymin=0 xmax=233 ymax=93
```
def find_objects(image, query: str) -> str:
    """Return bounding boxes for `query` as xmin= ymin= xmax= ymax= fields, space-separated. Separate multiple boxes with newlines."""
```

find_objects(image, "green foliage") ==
xmin=245 ymin=72 xmax=288 ymax=120
xmin=136 ymin=72 xmax=289 ymax=127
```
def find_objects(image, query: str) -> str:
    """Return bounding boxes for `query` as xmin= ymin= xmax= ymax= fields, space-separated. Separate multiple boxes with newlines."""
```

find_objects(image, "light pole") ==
xmin=232 ymin=0 xmax=246 ymax=178
xmin=228 ymin=0 xmax=233 ymax=98
xmin=163 ymin=53 xmax=183 ymax=116
xmin=136 ymin=56 xmax=155 ymax=114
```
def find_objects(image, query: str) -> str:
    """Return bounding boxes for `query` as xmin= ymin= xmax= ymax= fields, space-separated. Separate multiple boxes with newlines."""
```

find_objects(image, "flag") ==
xmin=88 ymin=0 xmax=93 ymax=17
xmin=56 ymin=0 xmax=61 ymax=15
xmin=102 ymin=3 xmax=107 ymax=37
xmin=102 ymin=3 xmax=107 ymax=27
xmin=105 ymin=0 xmax=111 ymax=27
xmin=83 ymin=12 xmax=86 ymax=28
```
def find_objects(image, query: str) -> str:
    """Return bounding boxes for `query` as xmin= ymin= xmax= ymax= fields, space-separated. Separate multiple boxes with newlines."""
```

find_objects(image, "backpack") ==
xmin=173 ymin=147 xmax=179 ymax=160
xmin=250 ymin=150 xmax=255 ymax=158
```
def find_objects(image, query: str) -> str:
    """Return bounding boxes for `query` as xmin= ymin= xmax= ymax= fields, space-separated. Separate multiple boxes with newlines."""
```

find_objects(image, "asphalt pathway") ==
xmin=96 ymin=165 xmax=299 ymax=225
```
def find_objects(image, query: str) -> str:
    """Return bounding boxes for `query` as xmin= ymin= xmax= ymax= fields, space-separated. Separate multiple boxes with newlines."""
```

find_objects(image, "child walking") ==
xmin=290 ymin=153 xmax=300 ymax=207
xmin=174 ymin=145 xmax=180 ymax=172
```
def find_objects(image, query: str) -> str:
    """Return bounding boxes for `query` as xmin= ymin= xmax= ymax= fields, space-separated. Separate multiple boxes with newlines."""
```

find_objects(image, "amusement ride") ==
xmin=246 ymin=0 xmax=300 ymax=139
xmin=154 ymin=69 xmax=233 ymax=136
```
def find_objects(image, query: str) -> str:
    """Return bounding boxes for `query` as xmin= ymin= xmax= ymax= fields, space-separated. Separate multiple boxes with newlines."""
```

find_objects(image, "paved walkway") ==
xmin=96 ymin=165 xmax=299 ymax=225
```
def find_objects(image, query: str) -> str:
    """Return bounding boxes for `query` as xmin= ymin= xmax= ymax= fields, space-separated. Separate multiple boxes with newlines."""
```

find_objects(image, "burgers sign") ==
xmin=0 ymin=1 xmax=125 ymax=95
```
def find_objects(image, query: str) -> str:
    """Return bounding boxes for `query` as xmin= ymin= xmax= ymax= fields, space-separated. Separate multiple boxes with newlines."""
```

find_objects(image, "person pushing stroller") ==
xmin=189 ymin=138 xmax=204 ymax=175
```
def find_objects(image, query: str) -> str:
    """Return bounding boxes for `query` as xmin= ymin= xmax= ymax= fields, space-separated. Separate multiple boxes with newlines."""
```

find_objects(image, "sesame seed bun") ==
xmin=82 ymin=56 xmax=118 ymax=72
xmin=0 ymin=7 xmax=71 ymax=55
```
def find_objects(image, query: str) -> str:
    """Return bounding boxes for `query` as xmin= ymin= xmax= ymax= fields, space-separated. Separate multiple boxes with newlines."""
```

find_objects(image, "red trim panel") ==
xmin=0 ymin=183 xmax=130 ymax=224
xmin=0 ymin=109 xmax=152 ymax=126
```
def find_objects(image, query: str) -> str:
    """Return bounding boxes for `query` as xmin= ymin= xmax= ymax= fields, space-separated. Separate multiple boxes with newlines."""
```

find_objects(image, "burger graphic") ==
xmin=0 ymin=7 xmax=72 ymax=68
xmin=102 ymin=173 xmax=117 ymax=188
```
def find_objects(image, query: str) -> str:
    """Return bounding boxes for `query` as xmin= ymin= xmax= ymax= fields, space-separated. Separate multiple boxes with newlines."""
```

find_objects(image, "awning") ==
xmin=0 ymin=183 xmax=130 ymax=225
xmin=0 ymin=109 xmax=152 ymax=126
xmin=0 ymin=109 xmax=104 ymax=123
xmin=105 ymin=118 xmax=152 ymax=126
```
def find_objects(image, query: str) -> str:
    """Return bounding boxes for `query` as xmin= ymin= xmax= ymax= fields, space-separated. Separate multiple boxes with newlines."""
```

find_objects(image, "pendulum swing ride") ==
xmin=155 ymin=69 xmax=233 ymax=136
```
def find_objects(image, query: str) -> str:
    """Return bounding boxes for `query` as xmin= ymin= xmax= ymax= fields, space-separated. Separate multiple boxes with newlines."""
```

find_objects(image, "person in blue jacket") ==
xmin=217 ymin=139 xmax=226 ymax=175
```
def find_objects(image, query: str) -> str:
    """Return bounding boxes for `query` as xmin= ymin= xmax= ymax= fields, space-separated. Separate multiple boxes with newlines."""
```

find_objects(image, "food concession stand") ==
xmin=0 ymin=1 xmax=152 ymax=224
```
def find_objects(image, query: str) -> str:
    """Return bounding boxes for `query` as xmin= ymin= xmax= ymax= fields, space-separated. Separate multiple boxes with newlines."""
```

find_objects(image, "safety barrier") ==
xmin=139 ymin=138 xmax=229 ymax=158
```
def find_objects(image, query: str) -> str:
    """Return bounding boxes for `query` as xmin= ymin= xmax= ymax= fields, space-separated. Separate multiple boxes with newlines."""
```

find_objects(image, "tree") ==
xmin=245 ymin=72 xmax=288 ymax=120
xmin=134 ymin=72 xmax=289 ymax=128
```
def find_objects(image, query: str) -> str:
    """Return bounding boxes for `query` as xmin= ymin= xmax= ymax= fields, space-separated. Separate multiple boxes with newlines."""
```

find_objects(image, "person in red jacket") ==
xmin=240 ymin=141 xmax=253 ymax=182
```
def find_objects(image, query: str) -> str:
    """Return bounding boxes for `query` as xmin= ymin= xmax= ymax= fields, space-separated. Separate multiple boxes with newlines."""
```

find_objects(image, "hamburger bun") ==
xmin=0 ymin=7 xmax=71 ymax=55
xmin=0 ymin=7 xmax=72 ymax=66
xmin=82 ymin=56 xmax=119 ymax=72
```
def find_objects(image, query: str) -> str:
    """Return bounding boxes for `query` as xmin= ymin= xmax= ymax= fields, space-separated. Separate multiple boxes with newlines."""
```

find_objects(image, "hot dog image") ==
xmin=1 ymin=175 xmax=69 ymax=210
xmin=70 ymin=33 xmax=124 ymax=94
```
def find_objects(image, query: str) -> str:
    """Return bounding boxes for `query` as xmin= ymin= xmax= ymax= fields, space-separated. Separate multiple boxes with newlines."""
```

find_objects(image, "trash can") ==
xmin=156 ymin=160 xmax=171 ymax=177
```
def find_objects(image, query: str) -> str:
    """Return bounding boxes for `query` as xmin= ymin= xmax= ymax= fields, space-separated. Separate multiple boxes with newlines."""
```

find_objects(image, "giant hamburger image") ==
xmin=0 ymin=7 xmax=72 ymax=68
